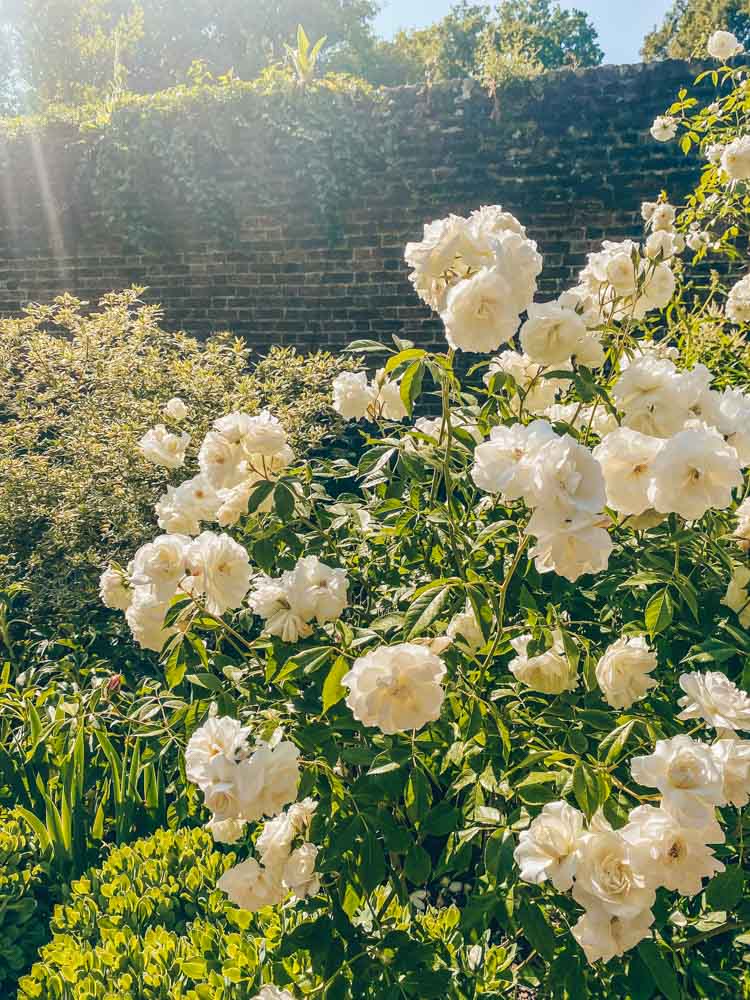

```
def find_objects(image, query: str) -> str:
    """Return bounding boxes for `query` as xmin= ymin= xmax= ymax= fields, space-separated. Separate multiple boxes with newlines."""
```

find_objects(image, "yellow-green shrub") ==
xmin=0 ymin=807 xmax=49 ymax=991
xmin=0 ymin=288 xmax=355 ymax=625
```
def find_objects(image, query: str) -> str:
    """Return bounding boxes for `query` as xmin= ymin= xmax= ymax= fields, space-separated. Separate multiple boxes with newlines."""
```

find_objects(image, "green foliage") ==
xmin=16 ymin=826 xmax=269 ymax=999
xmin=0 ymin=288 xmax=354 ymax=627
xmin=377 ymin=0 xmax=602 ymax=86
xmin=0 ymin=807 xmax=50 ymax=992
xmin=0 ymin=0 xmax=379 ymax=106
xmin=642 ymin=0 xmax=750 ymax=61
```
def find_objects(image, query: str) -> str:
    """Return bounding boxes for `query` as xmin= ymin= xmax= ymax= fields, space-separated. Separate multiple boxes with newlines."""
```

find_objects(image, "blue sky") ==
xmin=374 ymin=1 xmax=676 ymax=65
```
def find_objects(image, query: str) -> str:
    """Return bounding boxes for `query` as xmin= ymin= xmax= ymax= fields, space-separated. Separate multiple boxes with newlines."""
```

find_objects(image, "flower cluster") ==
xmin=332 ymin=368 xmax=407 ymax=422
xmin=404 ymin=205 xmax=542 ymax=352
xmin=248 ymin=555 xmax=349 ymax=642
xmin=516 ymin=669 xmax=750 ymax=964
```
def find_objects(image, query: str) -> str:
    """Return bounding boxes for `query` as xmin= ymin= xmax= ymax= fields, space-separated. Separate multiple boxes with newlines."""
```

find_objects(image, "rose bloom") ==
xmin=185 ymin=714 xmax=251 ymax=791
xmin=155 ymin=475 xmax=220 ymax=536
xmin=184 ymin=530 xmax=251 ymax=616
xmin=592 ymin=427 xmax=663 ymax=517
xmin=205 ymin=816 xmax=246 ymax=844
xmin=282 ymin=842 xmax=320 ymax=899
xmin=374 ymin=370 xmax=408 ymax=421
xmin=650 ymin=203 xmax=676 ymax=232
xmin=446 ymin=601 xmax=484 ymax=650
xmin=508 ymin=631 xmax=576 ymax=694
xmin=622 ymin=805 xmax=724 ymax=896
xmin=631 ymin=735 xmax=725 ymax=826
xmin=124 ymin=588 xmax=175 ymax=651
xmin=471 ymin=420 xmax=556 ymax=500
xmin=238 ymin=409 xmax=288 ymax=458
xmin=714 ymin=388 xmax=750 ymax=466
xmin=441 ymin=267 xmax=520 ymax=353
xmin=651 ymin=116 xmax=677 ymax=142
xmin=99 ymin=565 xmax=132 ymax=611
xmin=342 ymin=643 xmax=447 ymax=734
xmin=485 ymin=349 xmax=569 ymax=414
xmin=283 ymin=555 xmax=349 ymax=624
xmin=677 ymin=670 xmax=750 ymax=732
xmin=138 ymin=423 xmax=190 ymax=469
xmin=712 ymin=737 xmax=750 ymax=807
xmin=514 ymin=800 xmax=585 ymax=890
xmin=734 ymin=497 xmax=750 ymax=549
xmin=722 ymin=564 xmax=750 ymax=627
xmin=527 ymin=434 xmax=606 ymax=514
xmin=613 ymin=357 xmax=690 ymax=438
xmin=572 ymin=903 xmax=653 ymax=966
xmin=595 ymin=636 xmax=658 ymax=710
xmin=648 ymin=425 xmax=742 ymax=521
xmin=254 ymin=741 xmax=301 ymax=819
xmin=332 ymin=370 xmax=377 ymax=421
xmin=163 ymin=396 xmax=188 ymax=421
xmin=217 ymin=858 xmax=285 ymax=912
xmin=404 ymin=213 xmax=483 ymax=312
xmin=708 ymin=29 xmax=743 ymax=61
xmin=253 ymin=987 xmax=295 ymax=1000
xmin=721 ymin=135 xmax=750 ymax=180
xmin=726 ymin=273 xmax=750 ymax=324
xmin=519 ymin=300 xmax=588 ymax=366
xmin=526 ymin=507 xmax=613 ymax=582
xmin=572 ymin=828 xmax=656 ymax=920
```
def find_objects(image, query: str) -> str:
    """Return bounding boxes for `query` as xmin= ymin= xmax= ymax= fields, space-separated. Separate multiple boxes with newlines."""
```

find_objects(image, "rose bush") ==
xmin=82 ymin=41 xmax=750 ymax=1000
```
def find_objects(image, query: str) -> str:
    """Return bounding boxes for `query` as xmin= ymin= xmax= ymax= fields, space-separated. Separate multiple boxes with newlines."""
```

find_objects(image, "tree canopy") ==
xmin=642 ymin=0 xmax=750 ymax=61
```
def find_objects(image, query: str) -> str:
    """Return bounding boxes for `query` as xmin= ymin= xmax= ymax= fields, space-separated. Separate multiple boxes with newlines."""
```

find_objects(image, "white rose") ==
xmin=235 ymin=409 xmax=288 ymax=459
xmin=404 ymin=214 xmax=484 ymax=312
xmin=519 ymin=301 xmax=588 ymax=366
xmin=645 ymin=231 xmax=677 ymax=259
xmin=333 ymin=370 xmax=377 ymax=421
xmin=613 ymin=356 xmax=690 ymax=438
xmin=206 ymin=816 xmax=246 ymax=844
xmin=651 ymin=116 xmax=677 ymax=142
xmin=721 ymin=135 xmax=750 ymax=180
xmin=572 ymin=828 xmax=656 ymax=920
xmin=184 ymin=531 xmax=251 ymax=616
xmin=124 ymin=589 xmax=175 ymax=651
xmin=677 ymin=670 xmax=750 ymax=732
xmin=446 ymin=602 xmax=485 ymax=650
xmin=650 ymin=203 xmax=676 ymax=232
xmin=592 ymin=427 xmax=663 ymax=517
xmin=640 ymin=201 xmax=657 ymax=222
xmin=526 ymin=507 xmax=613 ymax=582
xmin=631 ymin=735 xmax=725 ymax=825
xmin=163 ymin=396 xmax=188 ymax=421
xmin=641 ymin=261 xmax=676 ymax=311
xmin=714 ymin=388 xmax=750 ymax=465
xmin=138 ymin=424 xmax=190 ymax=469
xmin=198 ymin=429 xmax=245 ymax=491
xmin=217 ymin=858 xmax=285 ymax=911
xmin=723 ymin=564 xmax=750 ymax=627
xmin=470 ymin=420 xmax=556 ymax=500
xmin=726 ymin=273 xmax=750 ymax=323
xmin=734 ymin=497 xmax=750 ymax=549
xmin=256 ymin=741 xmax=301 ymax=818
xmin=155 ymin=475 xmax=220 ymax=536
xmin=283 ymin=843 xmax=320 ymax=898
xmin=527 ymin=434 xmax=606 ymax=514
xmin=343 ymin=643 xmax=447 ymax=734
xmin=595 ymin=636 xmax=658 ymax=710
xmin=441 ymin=267 xmax=519 ymax=354
xmin=508 ymin=631 xmax=576 ymax=694
xmin=375 ymin=370 xmax=408 ymax=421
xmin=648 ymin=425 xmax=742 ymax=520
xmin=185 ymin=714 xmax=251 ymax=790
xmin=253 ymin=986 xmax=295 ymax=1000
xmin=712 ymin=737 xmax=750 ymax=806
xmin=256 ymin=810 xmax=296 ymax=870
xmin=708 ymin=29 xmax=743 ymax=61
xmin=514 ymin=800 xmax=585 ymax=890
xmin=468 ymin=204 xmax=526 ymax=240
xmin=687 ymin=230 xmax=710 ymax=251
xmin=99 ymin=565 xmax=132 ymax=611
xmin=486 ymin=350 xmax=568 ymax=414
xmin=572 ymin=903 xmax=653 ymax=965
xmin=129 ymin=533 xmax=189 ymax=601
xmin=622 ymin=805 xmax=724 ymax=896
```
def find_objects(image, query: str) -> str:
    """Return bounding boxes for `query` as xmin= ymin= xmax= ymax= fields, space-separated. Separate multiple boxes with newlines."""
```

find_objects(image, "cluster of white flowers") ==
xmin=342 ymin=642 xmax=447 ymax=734
xmin=516 ymin=668 xmax=750 ymax=964
xmin=100 ymin=530 xmax=251 ymax=649
xmin=574 ymin=238 xmax=676 ymax=324
xmin=248 ymin=556 xmax=349 ymax=643
xmin=139 ymin=424 xmax=190 ymax=469
xmin=471 ymin=419 xmax=612 ymax=581
xmin=332 ymin=368 xmax=408 ymax=422
xmin=404 ymin=205 xmax=542 ymax=353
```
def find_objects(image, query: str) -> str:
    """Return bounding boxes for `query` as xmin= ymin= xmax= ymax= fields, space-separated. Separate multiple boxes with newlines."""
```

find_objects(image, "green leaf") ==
xmin=399 ymin=360 xmax=425 ymax=417
xmin=637 ymin=940 xmax=681 ymax=1000
xmin=322 ymin=655 xmax=350 ymax=713
xmin=384 ymin=347 xmax=426 ymax=374
xmin=572 ymin=761 xmax=607 ymax=821
xmin=347 ymin=339 xmax=391 ymax=353
xmin=404 ymin=844 xmax=431 ymax=884
xmin=406 ymin=584 xmax=453 ymax=639
xmin=518 ymin=899 xmax=557 ymax=960
xmin=644 ymin=589 xmax=673 ymax=636
xmin=274 ymin=482 xmax=295 ymax=520
xmin=246 ymin=479 xmax=275 ymax=513
xmin=359 ymin=829 xmax=386 ymax=893
xmin=706 ymin=865 xmax=745 ymax=912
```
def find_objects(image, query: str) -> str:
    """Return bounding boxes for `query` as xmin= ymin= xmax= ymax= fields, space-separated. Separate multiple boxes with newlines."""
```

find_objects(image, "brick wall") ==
xmin=0 ymin=61 xmax=703 ymax=354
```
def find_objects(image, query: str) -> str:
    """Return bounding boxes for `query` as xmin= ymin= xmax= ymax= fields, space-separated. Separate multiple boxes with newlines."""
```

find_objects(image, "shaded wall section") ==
xmin=0 ymin=61 xmax=703 ymax=352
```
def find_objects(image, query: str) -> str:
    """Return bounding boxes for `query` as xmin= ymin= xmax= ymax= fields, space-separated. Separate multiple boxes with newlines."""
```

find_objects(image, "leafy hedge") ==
xmin=0 ymin=287 xmax=356 ymax=628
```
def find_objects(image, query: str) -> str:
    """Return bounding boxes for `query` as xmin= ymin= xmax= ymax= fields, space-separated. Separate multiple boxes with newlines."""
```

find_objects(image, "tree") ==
xmin=0 ymin=0 xmax=380 ymax=106
xmin=488 ymin=0 xmax=603 ymax=70
xmin=642 ymin=0 xmax=750 ymax=61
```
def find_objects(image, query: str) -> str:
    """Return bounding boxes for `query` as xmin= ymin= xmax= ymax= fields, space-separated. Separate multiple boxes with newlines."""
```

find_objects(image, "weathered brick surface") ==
xmin=0 ymin=61 xmax=704 ymax=352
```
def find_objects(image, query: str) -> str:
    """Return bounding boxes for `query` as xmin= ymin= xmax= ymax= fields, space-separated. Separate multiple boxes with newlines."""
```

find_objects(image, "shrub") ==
xmin=0 ymin=288 xmax=355 ymax=628
xmin=0 ymin=807 xmax=50 ymax=991
xmin=17 ymin=826 xmax=273 ymax=999
xmin=92 ymin=56 xmax=750 ymax=999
